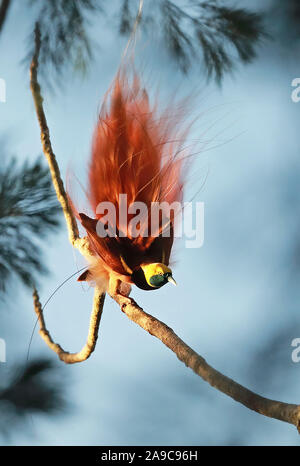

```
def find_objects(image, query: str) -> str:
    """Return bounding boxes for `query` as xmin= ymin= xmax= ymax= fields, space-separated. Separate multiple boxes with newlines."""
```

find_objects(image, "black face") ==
xmin=131 ymin=267 xmax=156 ymax=291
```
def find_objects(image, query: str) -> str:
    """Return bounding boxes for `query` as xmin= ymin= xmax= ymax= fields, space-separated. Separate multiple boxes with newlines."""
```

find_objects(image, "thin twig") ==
xmin=33 ymin=288 xmax=105 ymax=364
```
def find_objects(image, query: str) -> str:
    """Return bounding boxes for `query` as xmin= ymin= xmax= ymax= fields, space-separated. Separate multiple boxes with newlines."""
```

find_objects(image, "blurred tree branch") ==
xmin=0 ymin=358 xmax=66 ymax=435
xmin=30 ymin=21 xmax=300 ymax=433
xmin=0 ymin=0 xmax=12 ymax=35
xmin=0 ymin=140 xmax=68 ymax=436
xmin=24 ymin=0 xmax=103 ymax=83
xmin=159 ymin=0 xmax=266 ymax=81
xmin=270 ymin=0 xmax=300 ymax=43
xmin=0 ymin=155 xmax=61 ymax=292
xmin=119 ymin=0 xmax=267 ymax=82
xmin=0 ymin=0 xmax=266 ymax=84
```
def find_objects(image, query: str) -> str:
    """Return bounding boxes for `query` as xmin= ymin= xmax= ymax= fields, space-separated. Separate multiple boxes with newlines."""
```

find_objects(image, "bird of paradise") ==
xmin=70 ymin=66 xmax=192 ymax=303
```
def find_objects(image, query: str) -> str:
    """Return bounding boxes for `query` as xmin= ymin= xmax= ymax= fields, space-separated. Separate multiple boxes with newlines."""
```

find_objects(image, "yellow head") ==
xmin=141 ymin=263 xmax=177 ymax=288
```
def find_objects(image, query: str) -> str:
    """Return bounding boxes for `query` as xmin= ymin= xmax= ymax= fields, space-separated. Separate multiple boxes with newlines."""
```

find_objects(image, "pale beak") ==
xmin=168 ymin=276 xmax=177 ymax=286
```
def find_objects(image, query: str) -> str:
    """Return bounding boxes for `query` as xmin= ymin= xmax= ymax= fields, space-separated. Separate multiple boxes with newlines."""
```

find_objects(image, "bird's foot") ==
xmin=114 ymin=293 xmax=135 ymax=310
xmin=108 ymin=277 xmax=134 ymax=309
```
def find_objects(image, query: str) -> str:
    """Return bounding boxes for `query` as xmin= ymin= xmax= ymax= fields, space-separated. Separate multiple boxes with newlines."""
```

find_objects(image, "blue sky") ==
xmin=1 ymin=0 xmax=300 ymax=446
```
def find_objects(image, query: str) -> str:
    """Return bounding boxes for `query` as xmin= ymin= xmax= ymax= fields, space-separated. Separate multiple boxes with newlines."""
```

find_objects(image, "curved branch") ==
xmin=33 ymin=288 xmax=105 ymax=364
xmin=115 ymin=294 xmax=300 ymax=432
xmin=29 ymin=22 xmax=103 ymax=365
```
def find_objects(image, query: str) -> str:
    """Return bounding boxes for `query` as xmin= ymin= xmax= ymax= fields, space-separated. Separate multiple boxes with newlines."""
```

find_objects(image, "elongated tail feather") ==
xmin=89 ymin=68 xmax=189 ymax=240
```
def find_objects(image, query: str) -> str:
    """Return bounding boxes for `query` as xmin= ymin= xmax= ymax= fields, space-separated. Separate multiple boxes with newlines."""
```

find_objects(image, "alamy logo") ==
xmin=0 ymin=338 xmax=6 ymax=363
xmin=0 ymin=78 xmax=6 ymax=103
xmin=291 ymin=338 xmax=300 ymax=363
xmin=95 ymin=195 xmax=204 ymax=249
xmin=291 ymin=78 xmax=300 ymax=103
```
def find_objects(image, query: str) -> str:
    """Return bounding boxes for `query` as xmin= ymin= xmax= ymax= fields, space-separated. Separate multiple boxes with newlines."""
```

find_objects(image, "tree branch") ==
xmin=29 ymin=21 xmax=300 ymax=433
xmin=30 ymin=24 xmax=95 ymax=257
xmin=30 ymin=23 xmax=105 ymax=363
xmin=33 ymin=287 xmax=105 ymax=364
xmin=29 ymin=23 xmax=80 ymax=247
xmin=115 ymin=294 xmax=300 ymax=432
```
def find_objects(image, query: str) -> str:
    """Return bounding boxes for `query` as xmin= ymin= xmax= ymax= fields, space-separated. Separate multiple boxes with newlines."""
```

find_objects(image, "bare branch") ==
xmin=30 ymin=24 xmax=94 ymax=259
xmin=29 ymin=23 xmax=79 ymax=246
xmin=115 ymin=294 xmax=300 ymax=432
xmin=33 ymin=288 xmax=105 ymax=364
xmin=30 ymin=22 xmax=105 ymax=364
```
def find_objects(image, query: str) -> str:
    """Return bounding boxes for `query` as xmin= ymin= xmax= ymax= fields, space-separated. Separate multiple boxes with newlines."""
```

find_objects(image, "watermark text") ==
xmin=94 ymin=195 xmax=204 ymax=249
xmin=291 ymin=338 xmax=300 ymax=363
xmin=291 ymin=78 xmax=300 ymax=103
xmin=0 ymin=338 xmax=6 ymax=363
xmin=0 ymin=78 xmax=6 ymax=103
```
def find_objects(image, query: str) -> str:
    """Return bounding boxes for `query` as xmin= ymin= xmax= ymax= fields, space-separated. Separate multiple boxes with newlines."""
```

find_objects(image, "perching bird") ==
xmin=71 ymin=67 xmax=191 ymax=301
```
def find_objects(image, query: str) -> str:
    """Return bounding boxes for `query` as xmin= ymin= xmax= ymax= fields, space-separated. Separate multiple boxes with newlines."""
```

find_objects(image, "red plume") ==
xmin=88 ymin=68 xmax=190 ymax=243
